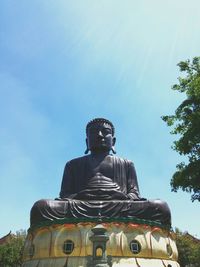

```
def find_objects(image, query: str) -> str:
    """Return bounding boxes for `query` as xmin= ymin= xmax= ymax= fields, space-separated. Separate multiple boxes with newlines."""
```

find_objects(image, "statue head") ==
xmin=85 ymin=118 xmax=116 ymax=154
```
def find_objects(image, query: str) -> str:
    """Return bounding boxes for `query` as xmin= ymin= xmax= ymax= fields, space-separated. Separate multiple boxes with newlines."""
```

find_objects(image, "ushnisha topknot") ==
xmin=86 ymin=118 xmax=115 ymax=136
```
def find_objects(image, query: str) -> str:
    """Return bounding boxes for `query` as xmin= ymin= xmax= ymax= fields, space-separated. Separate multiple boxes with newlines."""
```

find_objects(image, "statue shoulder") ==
xmin=111 ymin=155 xmax=135 ymax=166
xmin=64 ymin=155 xmax=89 ymax=167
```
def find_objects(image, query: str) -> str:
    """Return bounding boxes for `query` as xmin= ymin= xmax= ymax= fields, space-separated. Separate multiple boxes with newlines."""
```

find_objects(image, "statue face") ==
xmin=86 ymin=122 xmax=116 ymax=153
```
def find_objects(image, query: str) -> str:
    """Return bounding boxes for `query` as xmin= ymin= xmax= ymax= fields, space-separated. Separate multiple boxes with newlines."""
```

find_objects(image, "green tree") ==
xmin=162 ymin=57 xmax=200 ymax=201
xmin=175 ymin=228 xmax=200 ymax=267
xmin=0 ymin=230 xmax=26 ymax=267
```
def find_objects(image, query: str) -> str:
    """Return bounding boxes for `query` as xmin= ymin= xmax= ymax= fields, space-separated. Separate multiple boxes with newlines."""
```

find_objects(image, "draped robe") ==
xmin=31 ymin=155 xmax=171 ymax=227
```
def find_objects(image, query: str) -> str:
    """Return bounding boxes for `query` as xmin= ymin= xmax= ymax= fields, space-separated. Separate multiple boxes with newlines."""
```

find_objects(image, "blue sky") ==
xmin=0 ymin=0 xmax=200 ymax=238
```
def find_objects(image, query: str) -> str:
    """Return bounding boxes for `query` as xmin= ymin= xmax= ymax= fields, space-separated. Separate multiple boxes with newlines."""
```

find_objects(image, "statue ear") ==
xmin=112 ymin=137 xmax=116 ymax=154
xmin=112 ymin=137 xmax=116 ymax=146
xmin=85 ymin=138 xmax=89 ymax=154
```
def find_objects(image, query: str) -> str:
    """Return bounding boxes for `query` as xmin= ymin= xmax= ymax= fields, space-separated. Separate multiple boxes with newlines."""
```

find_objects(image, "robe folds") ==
xmin=31 ymin=155 xmax=171 ymax=227
xmin=59 ymin=155 xmax=141 ymax=200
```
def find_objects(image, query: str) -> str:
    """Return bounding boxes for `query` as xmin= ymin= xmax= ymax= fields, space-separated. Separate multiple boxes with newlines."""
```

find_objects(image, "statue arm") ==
xmin=59 ymin=161 xmax=76 ymax=199
xmin=126 ymin=161 xmax=141 ymax=200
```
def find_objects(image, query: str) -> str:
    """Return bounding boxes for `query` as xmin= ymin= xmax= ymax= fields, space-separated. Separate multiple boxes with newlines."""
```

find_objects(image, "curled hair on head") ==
xmin=86 ymin=118 xmax=115 ymax=136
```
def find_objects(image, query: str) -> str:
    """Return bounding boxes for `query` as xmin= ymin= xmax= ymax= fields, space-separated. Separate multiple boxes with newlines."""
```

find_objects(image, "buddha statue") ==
xmin=31 ymin=118 xmax=171 ymax=227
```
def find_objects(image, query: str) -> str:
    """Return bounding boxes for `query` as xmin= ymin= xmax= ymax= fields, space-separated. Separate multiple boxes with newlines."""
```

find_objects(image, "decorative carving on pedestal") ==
xmin=87 ymin=224 xmax=111 ymax=267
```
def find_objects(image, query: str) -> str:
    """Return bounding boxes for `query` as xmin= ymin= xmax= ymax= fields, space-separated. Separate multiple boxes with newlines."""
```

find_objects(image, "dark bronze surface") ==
xmin=31 ymin=118 xmax=171 ymax=227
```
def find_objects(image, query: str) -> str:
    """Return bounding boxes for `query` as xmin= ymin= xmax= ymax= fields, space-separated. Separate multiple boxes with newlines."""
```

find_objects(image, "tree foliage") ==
xmin=175 ymin=228 xmax=200 ymax=267
xmin=162 ymin=57 xmax=200 ymax=201
xmin=0 ymin=230 xmax=26 ymax=267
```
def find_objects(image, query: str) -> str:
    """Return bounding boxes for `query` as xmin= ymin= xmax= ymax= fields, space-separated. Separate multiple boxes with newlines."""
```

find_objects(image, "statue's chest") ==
xmin=87 ymin=156 xmax=114 ymax=178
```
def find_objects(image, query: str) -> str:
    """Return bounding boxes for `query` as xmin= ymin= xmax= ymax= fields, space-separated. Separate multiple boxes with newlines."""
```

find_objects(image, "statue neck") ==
xmin=90 ymin=151 xmax=111 ymax=158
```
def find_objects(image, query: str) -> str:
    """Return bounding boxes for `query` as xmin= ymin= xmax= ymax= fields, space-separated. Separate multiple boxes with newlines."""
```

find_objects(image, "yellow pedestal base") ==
xmin=22 ymin=222 xmax=180 ymax=267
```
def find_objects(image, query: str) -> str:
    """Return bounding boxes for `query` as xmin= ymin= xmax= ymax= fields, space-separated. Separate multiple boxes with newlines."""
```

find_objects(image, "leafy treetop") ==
xmin=162 ymin=57 xmax=200 ymax=201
